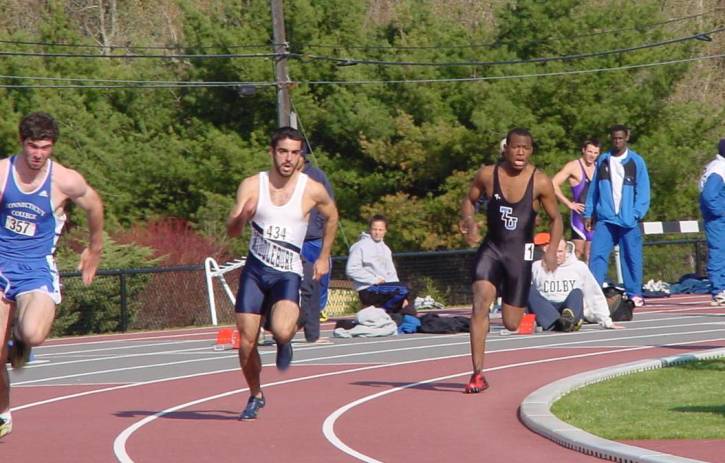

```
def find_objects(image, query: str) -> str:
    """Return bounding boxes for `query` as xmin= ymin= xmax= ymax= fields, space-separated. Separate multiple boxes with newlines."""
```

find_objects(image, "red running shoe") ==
xmin=464 ymin=372 xmax=489 ymax=393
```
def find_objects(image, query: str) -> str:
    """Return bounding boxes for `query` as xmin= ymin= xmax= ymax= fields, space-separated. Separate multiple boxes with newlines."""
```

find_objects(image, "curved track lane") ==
xmin=1 ymin=294 xmax=723 ymax=462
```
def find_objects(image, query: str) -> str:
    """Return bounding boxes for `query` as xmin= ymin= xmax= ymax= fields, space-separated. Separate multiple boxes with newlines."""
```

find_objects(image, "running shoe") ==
xmin=239 ymin=395 xmax=266 ymax=421
xmin=573 ymin=318 xmax=583 ymax=331
xmin=710 ymin=291 xmax=725 ymax=307
xmin=0 ymin=414 xmax=12 ymax=438
xmin=275 ymin=341 xmax=293 ymax=371
xmin=8 ymin=336 xmax=30 ymax=369
xmin=558 ymin=308 xmax=577 ymax=332
xmin=464 ymin=372 xmax=489 ymax=394
xmin=631 ymin=296 xmax=645 ymax=307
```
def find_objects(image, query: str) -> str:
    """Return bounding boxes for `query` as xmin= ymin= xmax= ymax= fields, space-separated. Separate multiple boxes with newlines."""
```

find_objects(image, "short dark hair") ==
xmin=368 ymin=214 xmax=388 ymax=228
xmin=609 ymin=124 xmax=629 ymax=135
xmin=581 ymin=138 xmax=600 ymax=149
xmin=505 ymin=127 xmax=534 ymax=146
xmin=19 ymin=112 xmax=59 ymax=142
xmin=270 ymin=126 xmax=304 ymax=149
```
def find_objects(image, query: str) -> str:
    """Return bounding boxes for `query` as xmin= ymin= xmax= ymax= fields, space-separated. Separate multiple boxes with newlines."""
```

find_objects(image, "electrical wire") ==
xmin=0 ymin=53 xmax=720 ymax=89
xmin=301 ymin=7 xmax=724 ymax=50
xmin=298 ymin=53 xmax=725 ymax=86
xmin=0 ymin=50 xmax=282 ymax=59
xmin=0 ymin=74 xmax=268 ymax=85
xmin=0 ymin=7 xmax=718 ymax=53
xmin=290 ymin=97 xmax=351 ymax=248
xmin=0 ymin=28 xmax=718 ymax=68
xmin=296 ymin=27 xmax=724 ymax=67
xmin=0 ymin=38 xmax=276 ymax=50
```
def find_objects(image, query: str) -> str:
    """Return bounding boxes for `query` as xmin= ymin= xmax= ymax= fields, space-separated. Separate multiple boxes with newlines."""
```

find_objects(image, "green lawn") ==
xmin=551 ymin=358 xmax=725 ymax=440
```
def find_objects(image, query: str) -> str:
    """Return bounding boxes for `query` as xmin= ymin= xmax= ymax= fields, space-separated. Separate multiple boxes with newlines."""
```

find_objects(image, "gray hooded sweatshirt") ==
xmin=345 ymin=232 xmax=399 ymax=291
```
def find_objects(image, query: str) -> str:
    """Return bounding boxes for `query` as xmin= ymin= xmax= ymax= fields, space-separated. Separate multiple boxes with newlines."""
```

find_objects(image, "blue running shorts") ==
xmin=235 ymin=254 xmax=301 ymax=315
xmin=0 ymin=258 xmax=61 ymax=304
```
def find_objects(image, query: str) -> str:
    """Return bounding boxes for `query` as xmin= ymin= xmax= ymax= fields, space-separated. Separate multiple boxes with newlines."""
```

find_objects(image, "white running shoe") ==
xmin=0 ymin=413 xmax=12 ymax=438
xmin=710 ymin=291 xmax=725 ymax=307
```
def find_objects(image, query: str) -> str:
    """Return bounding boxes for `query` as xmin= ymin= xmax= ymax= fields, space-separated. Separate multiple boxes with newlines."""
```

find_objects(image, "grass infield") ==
xmin=551 ymin=358 xmax=725 ymax=440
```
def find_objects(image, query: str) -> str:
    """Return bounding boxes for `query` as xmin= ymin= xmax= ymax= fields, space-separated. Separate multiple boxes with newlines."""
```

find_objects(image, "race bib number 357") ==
xmin=4 ymin=216 xmax=36 ymax=237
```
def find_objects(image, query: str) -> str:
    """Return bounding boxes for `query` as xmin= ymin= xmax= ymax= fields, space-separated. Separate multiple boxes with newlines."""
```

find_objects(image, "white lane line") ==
xmin=14 ymin=346 xmax=212 ymax=372
xmin=321 ymin=337 xmax=725 ymax=463
xmin=41 ymin=330 xmax=219 ymax=348
xmin=16 ymin=382 xmax=135 ymax=387
xmin=111 ymin=352 xmax=471 ymax=463
xmin=19 ymin=334 xmax=467 ymax=371
xmin=111 ymin=333 xmax=725 ymax=462
xmin=36 ymin=340 xmax=212 ymax=357
xmin=645 ymin=309 xmax=724 ymax=316
xmin=11 ymin=353 xmax=233 ymax=386
xmin=12 ymin=325 xmax=725 ymax=385
xmin=22 ymin=316 xmax=722 ymax=371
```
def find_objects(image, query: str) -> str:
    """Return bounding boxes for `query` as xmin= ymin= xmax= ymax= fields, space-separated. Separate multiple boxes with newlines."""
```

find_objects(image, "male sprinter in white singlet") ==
xmin=0 ymin=113 xmax=104 ymax=438
xmin=227 ymin=127 xmax=338 ymax=421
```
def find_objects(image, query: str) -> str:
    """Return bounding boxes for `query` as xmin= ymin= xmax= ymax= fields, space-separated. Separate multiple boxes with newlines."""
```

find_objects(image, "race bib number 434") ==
xmin=4 ymin=216 xmax=36 ymax=237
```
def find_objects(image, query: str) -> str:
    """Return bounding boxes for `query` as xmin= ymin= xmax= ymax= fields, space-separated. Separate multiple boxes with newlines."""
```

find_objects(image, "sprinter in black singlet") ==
xmin=459 ymin=128 xmax=563 ymax=393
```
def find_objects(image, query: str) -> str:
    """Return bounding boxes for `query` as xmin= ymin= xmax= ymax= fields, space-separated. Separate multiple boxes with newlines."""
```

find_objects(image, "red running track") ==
xmin=2 ymin=296 xmax=724 ymax=462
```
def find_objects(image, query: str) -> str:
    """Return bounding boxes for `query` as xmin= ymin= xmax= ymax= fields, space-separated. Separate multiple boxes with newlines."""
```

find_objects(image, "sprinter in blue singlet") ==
xmin=0 ymin=113 xmax=104 ymax=438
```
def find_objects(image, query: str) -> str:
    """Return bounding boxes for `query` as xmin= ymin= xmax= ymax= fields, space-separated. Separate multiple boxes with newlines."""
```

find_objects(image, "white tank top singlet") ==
xmin=248 ymin=171 xmax=309 ymax=275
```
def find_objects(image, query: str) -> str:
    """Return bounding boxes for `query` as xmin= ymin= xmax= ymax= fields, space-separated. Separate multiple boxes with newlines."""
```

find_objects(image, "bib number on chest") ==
xmin=265 ymin=225 xmax=288 ymax=241
xmin=4 ymin=216 xmax=37 ymax=237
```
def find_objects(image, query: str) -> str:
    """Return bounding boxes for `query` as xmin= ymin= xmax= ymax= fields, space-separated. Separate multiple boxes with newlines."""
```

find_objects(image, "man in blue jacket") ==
xmin=299 ymin=152 xmax=335 ymax=342
xmin=583 ymin=125 xmax=650 ymax=307
xmin=699 ymin=139 xmax=725 ymax=306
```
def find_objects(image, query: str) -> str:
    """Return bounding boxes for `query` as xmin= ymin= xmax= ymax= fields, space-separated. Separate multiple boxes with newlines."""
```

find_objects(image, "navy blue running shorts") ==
xmin=235 ymin=254 xmax=301 ymax=315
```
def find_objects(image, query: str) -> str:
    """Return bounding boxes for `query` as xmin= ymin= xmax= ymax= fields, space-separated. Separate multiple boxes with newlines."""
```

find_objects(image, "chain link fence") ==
xmin=55 ymin=238 xmax=707 ymax=337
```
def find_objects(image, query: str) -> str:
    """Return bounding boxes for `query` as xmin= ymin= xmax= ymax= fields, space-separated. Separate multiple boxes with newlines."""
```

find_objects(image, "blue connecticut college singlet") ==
xmin=0 ymin=156 xmax=66 ymax=261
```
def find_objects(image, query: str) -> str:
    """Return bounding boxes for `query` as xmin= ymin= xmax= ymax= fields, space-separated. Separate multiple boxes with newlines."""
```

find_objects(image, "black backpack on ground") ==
xmin=602 ymin=286 xmax=635 ymax=322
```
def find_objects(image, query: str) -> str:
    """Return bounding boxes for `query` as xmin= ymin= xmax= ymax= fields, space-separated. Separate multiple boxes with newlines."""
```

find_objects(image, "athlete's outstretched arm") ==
xmin=64 ymin=170 xmax=104 ymax=285
xmin=460 ymin=167 xmax=486 ymax=246
xmin=227 ymin=176 xmax=258 ymax=238
xmin=310 ymin=182 xmax=338 ymax=280
xmin=537 ymin=173 xmax=564 ymax=272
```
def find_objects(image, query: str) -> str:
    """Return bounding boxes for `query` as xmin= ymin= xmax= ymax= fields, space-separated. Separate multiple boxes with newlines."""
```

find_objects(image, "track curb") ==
xmin=520 ymin=347 xmax=725 ymax=463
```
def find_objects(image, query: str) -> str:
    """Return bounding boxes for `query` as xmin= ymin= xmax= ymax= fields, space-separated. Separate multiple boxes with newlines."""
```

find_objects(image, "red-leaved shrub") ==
xmin=114 ymin=218 xmax=234 ymax=328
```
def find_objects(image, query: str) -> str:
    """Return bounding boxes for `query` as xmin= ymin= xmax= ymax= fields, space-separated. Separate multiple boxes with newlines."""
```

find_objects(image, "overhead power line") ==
xmin=301 ymin=8 xmax=724 ymax=50
xmin=0 ymin=7 xmax=719 ymax=53
xmin=0 ymin=53 xmax=721 ymax=89
xmin=0 ymin=38 xmax=275 ymax=51
xmin=0 ymin=28 xmax=719 ymax=69
xmin=297 ymin=27 xmax=724 ymax=67
xmin=0 ymin=50 xmax=282 ymax=59
xmin=298 ymin=53 xmax=725 ymax=86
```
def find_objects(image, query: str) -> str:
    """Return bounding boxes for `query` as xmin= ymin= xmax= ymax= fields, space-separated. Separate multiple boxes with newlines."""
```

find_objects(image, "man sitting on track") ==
xmin=227 ymin=126 xmax=338 ymax=421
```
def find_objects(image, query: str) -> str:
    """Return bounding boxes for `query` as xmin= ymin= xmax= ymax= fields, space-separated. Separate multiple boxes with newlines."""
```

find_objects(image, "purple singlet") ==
xmin=570 ymin=160 xmax=592 ymax=241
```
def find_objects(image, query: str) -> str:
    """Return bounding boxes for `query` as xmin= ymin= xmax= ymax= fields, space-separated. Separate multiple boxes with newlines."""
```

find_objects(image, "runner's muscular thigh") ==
xmin=15 ymin=292 xmax=55 ymax=344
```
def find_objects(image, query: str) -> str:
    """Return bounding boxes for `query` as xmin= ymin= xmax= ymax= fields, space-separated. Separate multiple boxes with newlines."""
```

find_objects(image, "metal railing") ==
xmin=55 ymin=238 xmax=707 ymax=337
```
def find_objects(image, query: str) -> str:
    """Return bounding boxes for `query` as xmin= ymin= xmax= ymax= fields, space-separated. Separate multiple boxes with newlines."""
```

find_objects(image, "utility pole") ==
xmin=270 ymin=0 xmax=291 ymax=127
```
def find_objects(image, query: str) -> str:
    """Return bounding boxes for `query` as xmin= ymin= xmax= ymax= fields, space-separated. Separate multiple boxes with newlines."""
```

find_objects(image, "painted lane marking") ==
xmin=13 ymin=326 xmax=725 ymax=385
xmin=112 ymin=333 xmax=725 ymax=462
xmin=321 ymin=337 xmax=725 ymax=463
